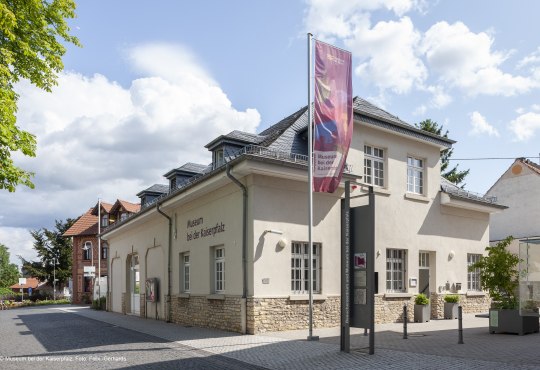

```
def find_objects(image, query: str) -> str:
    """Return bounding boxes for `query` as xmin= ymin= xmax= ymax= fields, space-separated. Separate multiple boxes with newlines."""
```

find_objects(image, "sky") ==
xmin=2 ymin=0 xmax=540 ymax=266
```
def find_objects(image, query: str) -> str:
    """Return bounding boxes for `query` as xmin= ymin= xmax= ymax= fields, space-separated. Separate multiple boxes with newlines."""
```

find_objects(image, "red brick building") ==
xmin=64 ymin=200 xmax=140 ymax=304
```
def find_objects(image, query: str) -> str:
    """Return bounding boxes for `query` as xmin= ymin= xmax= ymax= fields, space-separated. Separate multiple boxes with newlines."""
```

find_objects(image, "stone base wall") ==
xmin=139 ymin=293 xmax=146 ymax=318
xmin=374 ymin=293 xmax=491 ymax=323
xmin=248 ymin=296 xmax=341 ymax=334
xmin=170 ymin=295 xmax=244 ymax=333
xmin=121 ymin=293 xmax=126 ymax=314
xmin=374 ymin=295 xmax=415 ymax=323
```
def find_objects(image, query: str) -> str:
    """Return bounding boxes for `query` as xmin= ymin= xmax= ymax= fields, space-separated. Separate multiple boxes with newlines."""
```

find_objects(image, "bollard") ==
xmin=403 ymin=304 xmax=408 ymax=339
xmin=458 ymin=305 xmax=464 ymax=344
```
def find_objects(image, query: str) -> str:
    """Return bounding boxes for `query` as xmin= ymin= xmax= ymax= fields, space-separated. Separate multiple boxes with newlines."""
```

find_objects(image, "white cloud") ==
xmin=0 ymin=227 xmax=34 ymax=265
xmin=349 ymin=17 xmax=427 ymax=94
xmin=420 ymin=21 xmax=536 ymax=96
xmin=532 ymin=104 xmax=540 ymax=112
xmin=509 ymin=112 xmax=540 ymax=141
xmin=1 ymin=42 xmax=261 ymax=255
xmin=517 ymin=47 xmax=540 ymax=69
xmin=516 ymin=107 xmax=525 ymax=114
xmin=469 ymin=111 xmax=499 ymax=137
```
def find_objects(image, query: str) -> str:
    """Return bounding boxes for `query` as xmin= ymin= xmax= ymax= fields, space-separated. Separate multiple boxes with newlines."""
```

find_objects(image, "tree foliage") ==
xmin=0 ymin=0 xmax=80 ymax=191
xmin=20 ymin=218 xmax=75 ymax=286
xmin=415 ymin=119 xmax=470 ymax=187
xmin=0 ymin=243 xmax=19 ymax=287
xmin=470 ymin=236 xmax=520 ymax=309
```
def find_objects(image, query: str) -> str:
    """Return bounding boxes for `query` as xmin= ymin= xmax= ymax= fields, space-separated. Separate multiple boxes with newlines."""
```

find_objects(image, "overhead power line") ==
xmin=449 ymin=156 xmax=540 ymax=161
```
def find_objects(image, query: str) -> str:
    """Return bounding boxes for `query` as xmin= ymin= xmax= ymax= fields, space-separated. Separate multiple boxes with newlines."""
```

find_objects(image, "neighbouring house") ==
xmin=9 ymin=278 xmax=50 ymax=296
xmin=64 ymin=200 xmax=140 ymax=304
xmin=102 ymin=97 xmax=505 ymax=334
xmin=487 ymin=157 xmax=540 ymax=246
xmin=486 ymin=157 xmax=540 ymax=306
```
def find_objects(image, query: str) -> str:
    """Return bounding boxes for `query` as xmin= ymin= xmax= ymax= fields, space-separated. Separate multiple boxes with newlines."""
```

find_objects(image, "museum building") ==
xmin=101 ymin=97 xmax=505 ymax=334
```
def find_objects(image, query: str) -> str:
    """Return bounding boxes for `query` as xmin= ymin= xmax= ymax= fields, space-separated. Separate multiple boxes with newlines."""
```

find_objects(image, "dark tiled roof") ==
xmin=137 ymin=184 xmax=169 ymax=197
xmin=205 ymin=130 xmax=266 ymax=149
xmin=178 ymin=162 xmax=208 ymax=173
xmin=440 ymin=177 xmax=504 ymax=208
xmin=63 ymin=209 xmax=98 ymax=237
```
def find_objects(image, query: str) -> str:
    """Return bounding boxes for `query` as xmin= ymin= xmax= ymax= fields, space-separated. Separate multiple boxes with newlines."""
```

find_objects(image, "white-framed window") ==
xmin=213 ymin=149 xmax=224 ymax=169
xmin=407 ymin=156 xmax=424 ymax=194
xmin=291 ymin=242 xmax=321 ymax=294
xmin=467 ymin=254 xmax=482 ymax=291
xmin=101 ymin=242 xmax=108 ymax=259
xmin=182 ymin=253 xmax=190 ymax=293
xmin=364 ymin=145 xmax=385 ymax=187
xmin=83 ymin=241 xmax=92 ymax=260
xmin=214 ymin=247 xmax=225 ymax=293
xmin=386 ymin=249 xmax=406 ymax=292
xmin=101 ymin=214 xmax=109 ymax=227
xmin=120 ymin=212 xmax=128 ymax=221
xmin=419 ymin=252 xmax=429 ymax=268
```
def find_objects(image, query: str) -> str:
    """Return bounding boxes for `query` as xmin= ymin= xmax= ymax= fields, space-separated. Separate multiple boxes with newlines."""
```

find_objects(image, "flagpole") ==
xmin=307 ymin=32 xmax=318 ymax=341
xmin=98 ymin=198 xmax=101 ymax=299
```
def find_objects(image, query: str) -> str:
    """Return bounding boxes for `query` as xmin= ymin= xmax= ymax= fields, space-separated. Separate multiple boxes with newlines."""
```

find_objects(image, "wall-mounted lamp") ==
xmin=448 ymin=250 xmax=455 ymax=260
xmin=376 ymin=249 xmax=381 ymax=258
xmin=263 ymin=229 xmax=283 ymax=235
xmin=277 ymin=238 xmax=288 ymax=250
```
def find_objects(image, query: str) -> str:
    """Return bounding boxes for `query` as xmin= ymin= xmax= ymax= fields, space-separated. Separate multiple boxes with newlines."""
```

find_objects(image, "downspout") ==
xmin=226 ymin=164 xmax=248 ymax=334
xmin=157 ymin=200 xmax=172 ymax=323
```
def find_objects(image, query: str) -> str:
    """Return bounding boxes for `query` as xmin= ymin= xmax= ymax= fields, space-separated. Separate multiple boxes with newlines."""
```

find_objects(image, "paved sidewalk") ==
xmin=59 ymin=306 xmax=540 ymax=369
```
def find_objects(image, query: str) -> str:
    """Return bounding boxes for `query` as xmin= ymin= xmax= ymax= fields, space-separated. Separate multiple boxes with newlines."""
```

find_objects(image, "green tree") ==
xmin=20 ymin=218 xmax=74 ymax=287
xmin=0 ymin=243 xmax=19 ymax=287
xmin=415 ymin=119 xmax=470 ymax=187
xmin=1 ymin=0 xmax=80 ymax=192
xmin=470 ymin=236 xmax=520 ymax=309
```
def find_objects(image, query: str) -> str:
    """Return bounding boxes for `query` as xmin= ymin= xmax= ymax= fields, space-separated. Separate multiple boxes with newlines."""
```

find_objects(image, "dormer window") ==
xmin=101 ymin=214 xmax=109 ymax=227
xmin=120 ymin=212 xmax=128 ymax=221
xmin=170 ymin=177 xmax=177 ymax=190
xmin=213 ymin=149 xmax=224 ymax=168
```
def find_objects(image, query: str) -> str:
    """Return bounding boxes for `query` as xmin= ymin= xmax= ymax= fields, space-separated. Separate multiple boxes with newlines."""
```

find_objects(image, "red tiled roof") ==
xmin=63 ymin=208 xmax=98 ymax=237
xmin=520 ymin=158 xmax=540 ymax=175
xmin=111 ymin=199 xmax=140 ymax=214
xmin=10 ymin=277 xmax=40 ymax=289
xmin=91 ymin=201 xmax=113 ymax=216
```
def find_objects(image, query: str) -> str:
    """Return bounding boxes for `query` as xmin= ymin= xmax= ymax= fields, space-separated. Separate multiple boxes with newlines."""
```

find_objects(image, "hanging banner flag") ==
xmin=313 ymin=40 xmax=353 ymax=193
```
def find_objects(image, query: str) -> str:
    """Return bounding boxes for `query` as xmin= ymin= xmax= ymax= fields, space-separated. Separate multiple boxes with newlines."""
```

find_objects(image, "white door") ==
xmin=130 ymin=255 xmax=140 ymax=315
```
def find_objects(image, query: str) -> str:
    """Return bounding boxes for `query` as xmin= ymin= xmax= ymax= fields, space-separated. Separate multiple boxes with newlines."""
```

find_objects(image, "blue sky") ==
xmin=2 ymin=0 xmax=540 ymax=264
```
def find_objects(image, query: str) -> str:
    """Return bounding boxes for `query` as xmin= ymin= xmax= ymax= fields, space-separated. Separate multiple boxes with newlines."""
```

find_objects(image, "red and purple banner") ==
xmin=313 ymin=40 xmax=353 ymax=193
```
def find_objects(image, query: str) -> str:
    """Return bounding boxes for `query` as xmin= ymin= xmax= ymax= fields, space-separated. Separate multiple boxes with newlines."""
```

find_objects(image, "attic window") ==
xmin=101 ymin=214 xmax=109 ymax=227
xmin=171 ymin=177 xmax=177 ymax=190
xmin=213 ymin=149 xmax=224 ymax=168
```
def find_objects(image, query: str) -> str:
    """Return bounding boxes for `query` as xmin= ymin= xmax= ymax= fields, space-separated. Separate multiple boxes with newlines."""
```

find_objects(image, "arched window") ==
xmin=83 ymin=241 xmax=92 ymax=260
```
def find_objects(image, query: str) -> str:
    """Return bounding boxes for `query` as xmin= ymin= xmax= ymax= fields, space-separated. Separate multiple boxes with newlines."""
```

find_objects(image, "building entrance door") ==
xmin=129 ymin=254 xmax=140 ymax=315
xmin=418 ymin=252 xmax=430 ymax=295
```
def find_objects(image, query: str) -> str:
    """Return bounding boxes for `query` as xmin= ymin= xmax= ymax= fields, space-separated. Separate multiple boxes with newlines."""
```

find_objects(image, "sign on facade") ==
xmin=84 ymin=266 xmax=96 ymax=277
xmin=18 ymin=278 xmax=27 ymax=285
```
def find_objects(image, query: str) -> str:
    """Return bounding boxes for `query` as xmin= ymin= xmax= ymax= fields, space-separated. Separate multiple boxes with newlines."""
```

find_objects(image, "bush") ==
xmin=444 ymin=294 xmax=459 ymax=303
xmin=415 ymin=293 xmax=429 ymax=305
xmin=92 ymin=296 xmax=106 ymax=310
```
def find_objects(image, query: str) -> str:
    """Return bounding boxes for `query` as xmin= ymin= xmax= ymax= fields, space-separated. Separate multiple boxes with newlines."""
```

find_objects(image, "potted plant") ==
xmin=414 ymin=293 xmax=430 ymax=322
xmin=444 ymin=294 xmax=459 ymax=319
xmin=470 ymin=236 xmax=539 ymax=335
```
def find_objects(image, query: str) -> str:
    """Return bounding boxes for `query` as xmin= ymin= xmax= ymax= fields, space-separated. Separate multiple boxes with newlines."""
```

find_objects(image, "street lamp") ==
xmin=52 ymin=254 xmax=59 ymax=301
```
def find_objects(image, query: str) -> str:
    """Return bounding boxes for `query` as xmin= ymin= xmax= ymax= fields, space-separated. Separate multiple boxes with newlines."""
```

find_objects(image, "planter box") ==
xmin=444 ymin=302 xmax=459 ymax=319
xmin=489 ymin=308 xmax=540 ymax=335
xmin=414 ymin=304 xmax=430 ymax=322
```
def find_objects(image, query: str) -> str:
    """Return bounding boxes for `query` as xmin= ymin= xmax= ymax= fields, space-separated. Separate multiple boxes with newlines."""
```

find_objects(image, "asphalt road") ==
xmin=0 ymin=305 xmax=266 ymax=369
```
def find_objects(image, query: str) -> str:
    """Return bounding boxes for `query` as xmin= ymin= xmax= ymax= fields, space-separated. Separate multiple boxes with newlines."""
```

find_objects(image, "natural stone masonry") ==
xmin=248 ymin=296 xmax=341 ymax=334
xmin=140 ymin=293 xmax=146 ymax=318
xmin=169 ymin=293 xmax=489 ymax=334
xmin=171 ymin=295 xmax=244 ymax=333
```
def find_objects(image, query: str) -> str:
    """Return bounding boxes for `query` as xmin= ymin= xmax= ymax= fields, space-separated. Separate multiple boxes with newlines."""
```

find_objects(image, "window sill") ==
xmin=384 ymin=293 xmax=413 ymax=298
xmin=206 ymin=294 xmax=225 ymax=300
xmin=404 ymin=193 xmax=429 ymax=203
xmin=360 ymin=185 xmax=391 ymax=196
xmin=178 ymin=293 xmax=190 ymax=299
xmin=466 ymin=291 xmax=485 ymax=297
xmin=288 ymin=294 xmax=327 ymax=301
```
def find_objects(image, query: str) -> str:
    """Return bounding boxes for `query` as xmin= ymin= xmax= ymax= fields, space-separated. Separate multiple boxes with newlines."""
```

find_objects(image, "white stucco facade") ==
xmin=102 ymin=99 xmax=504 ymax=333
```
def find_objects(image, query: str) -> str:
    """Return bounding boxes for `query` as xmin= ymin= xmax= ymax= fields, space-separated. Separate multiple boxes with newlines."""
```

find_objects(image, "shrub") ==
xmin=92 ymin=296 xmax=106 ymax=310
xmin=444 ymin=294 xmax=459 ymax=303
xmin=415 ymin=293 xmax=429 ymax=305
